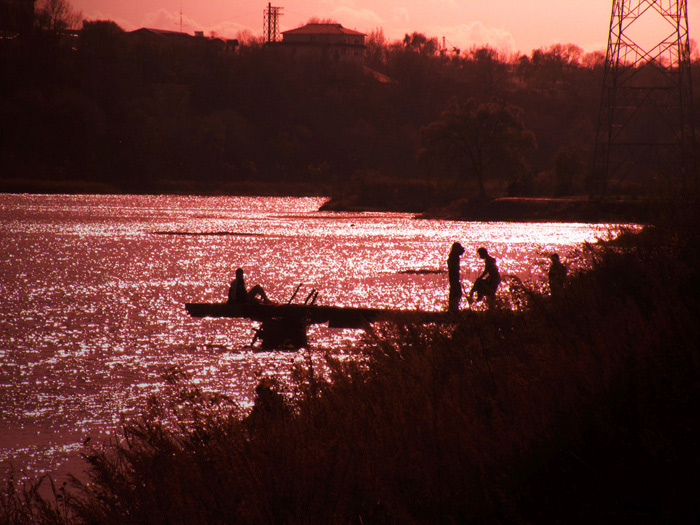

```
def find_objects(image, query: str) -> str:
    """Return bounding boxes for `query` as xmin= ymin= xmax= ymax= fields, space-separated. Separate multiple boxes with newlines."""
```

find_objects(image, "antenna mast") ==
xmin=593 ymin=0 xmax=696 ymax=195
xmin=263 ymin=3 xmax=283 ymax=43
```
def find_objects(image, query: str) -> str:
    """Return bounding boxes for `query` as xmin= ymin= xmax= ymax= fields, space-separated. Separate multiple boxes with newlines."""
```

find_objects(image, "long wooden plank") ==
xmin=185 ymin=302 xmax=452 ymax=328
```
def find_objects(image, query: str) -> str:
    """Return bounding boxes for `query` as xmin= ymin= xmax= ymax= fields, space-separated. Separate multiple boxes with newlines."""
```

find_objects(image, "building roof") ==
xmin=282 ymin=23 xmax=364 ymax=37
xmin=130 ymin=28 xmax=192 ymax=38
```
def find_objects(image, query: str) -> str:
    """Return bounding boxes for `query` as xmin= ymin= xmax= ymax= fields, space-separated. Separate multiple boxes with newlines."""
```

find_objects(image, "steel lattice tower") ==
xmin=593 ymin=0 xmax=695 ymax=194
xmin=263 ymin=3 xmax=283 ymax=43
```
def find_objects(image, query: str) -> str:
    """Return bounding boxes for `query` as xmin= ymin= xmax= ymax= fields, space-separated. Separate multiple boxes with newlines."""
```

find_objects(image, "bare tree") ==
xmin=35 ymin=0 xmax=82 ymax=32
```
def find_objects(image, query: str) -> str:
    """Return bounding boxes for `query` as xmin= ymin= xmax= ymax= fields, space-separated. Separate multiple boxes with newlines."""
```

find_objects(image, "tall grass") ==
xmin=3 ymin=199 xmax=700 ymax=523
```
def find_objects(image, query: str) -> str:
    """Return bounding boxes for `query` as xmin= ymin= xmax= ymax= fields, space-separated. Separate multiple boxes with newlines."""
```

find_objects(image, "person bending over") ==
xmin=468 ymin=247 xmax=501 ymax=305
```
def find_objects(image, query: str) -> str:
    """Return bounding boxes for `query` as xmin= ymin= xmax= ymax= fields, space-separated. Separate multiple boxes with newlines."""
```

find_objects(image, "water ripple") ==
xmin=0 ymin=194 xmax=636 ymax=482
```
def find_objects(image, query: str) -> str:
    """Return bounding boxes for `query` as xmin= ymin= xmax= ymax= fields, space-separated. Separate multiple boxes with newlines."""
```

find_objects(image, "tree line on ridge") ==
xmin=3 ymin=11 xmax=700 ymax=206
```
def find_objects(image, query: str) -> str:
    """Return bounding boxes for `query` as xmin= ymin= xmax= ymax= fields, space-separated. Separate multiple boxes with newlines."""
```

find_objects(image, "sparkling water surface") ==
xmin=0 ymin=194 xmax=633 ymax=481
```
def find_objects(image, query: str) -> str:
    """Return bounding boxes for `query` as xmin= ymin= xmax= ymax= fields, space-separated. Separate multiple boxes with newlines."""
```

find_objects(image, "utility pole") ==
xmin=263 ymin=3 xmax=283 ymax=43
xmin=593 ymin=0 xmax=696 ymax=195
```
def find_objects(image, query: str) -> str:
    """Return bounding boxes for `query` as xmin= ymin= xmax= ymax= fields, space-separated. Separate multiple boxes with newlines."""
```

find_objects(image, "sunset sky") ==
xmin=70 ymin=0 xmax=700 ymax=56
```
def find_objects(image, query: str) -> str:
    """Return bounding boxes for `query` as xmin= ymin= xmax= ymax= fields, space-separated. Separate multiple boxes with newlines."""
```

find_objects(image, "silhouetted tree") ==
xmin=365 ymin=28 xmax=387 ymax=70
xmin=553 ymin=147 xmax=584 ymax=196
xmin=403 ymin=32 xmax=439 ymax=56
xmin=519 ymin=43 xmax=585 ymax=88
xmin=420 ymin=98 xmax=537 ymax=198
xmin=467 ymin=46 xmax=507 ymax=92
xmin=0 ymin=14 xmax=641 ymax=199
xmin=35 ymin=0 xmax=81 ymax=32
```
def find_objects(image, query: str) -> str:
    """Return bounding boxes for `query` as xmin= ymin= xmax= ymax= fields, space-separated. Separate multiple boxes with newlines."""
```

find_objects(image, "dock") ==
xmin=185 ymin=302 xmax=455 ymax=349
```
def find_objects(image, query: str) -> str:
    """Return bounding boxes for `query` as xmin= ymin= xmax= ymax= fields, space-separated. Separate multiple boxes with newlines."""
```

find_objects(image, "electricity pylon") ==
xmin=593 ymin=0 xmax=695 ymax=195
xmin=263 ymin=3 xmax=283 ymax=43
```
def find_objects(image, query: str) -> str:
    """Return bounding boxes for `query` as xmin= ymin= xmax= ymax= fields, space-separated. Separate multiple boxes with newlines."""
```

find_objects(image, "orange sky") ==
xmin=70 ymin=0 xmax=700 ymax=55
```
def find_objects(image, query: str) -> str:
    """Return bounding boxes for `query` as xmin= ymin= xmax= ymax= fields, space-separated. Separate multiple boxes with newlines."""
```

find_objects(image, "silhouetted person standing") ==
xmin=228 ymin=268 xmax=270 ymax=304
xmin=447 ymin=242 xmax=465 ymax=313
xmin=548 ymin=253 xmax=567 ymax=296
xmin=469 ymin=247 xmax=501 ymax=306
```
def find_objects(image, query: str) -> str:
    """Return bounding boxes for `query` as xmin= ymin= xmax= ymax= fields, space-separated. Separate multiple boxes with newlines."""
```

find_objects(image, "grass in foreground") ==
xmin=3 ymin=200 xmax=700 ymax=524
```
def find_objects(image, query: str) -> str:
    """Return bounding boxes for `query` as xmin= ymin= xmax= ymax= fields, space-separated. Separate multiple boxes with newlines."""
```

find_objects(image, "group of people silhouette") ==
xmin=448 ymin=243 xmax=502 ymax=312
xmin=227 ymin=246 xmax=567 ymax=313
xmin=448 ymin=242 xmax=567 ymax=312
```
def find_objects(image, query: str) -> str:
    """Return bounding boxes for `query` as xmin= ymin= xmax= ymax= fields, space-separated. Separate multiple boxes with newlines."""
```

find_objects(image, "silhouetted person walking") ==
xmin=469 ymin=247 xmax=501 ymax=307
xmin=447 ymin=242 xmax=465 ymax=313
xmin=228 ymin=268 xmax=271 ymax=304
xmin=548 ymin=253 xmax=567 ymax=296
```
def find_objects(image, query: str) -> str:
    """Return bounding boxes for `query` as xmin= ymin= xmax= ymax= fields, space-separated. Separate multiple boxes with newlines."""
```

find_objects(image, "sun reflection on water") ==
xmin=0 ymin=194 xmax=637 ymax=481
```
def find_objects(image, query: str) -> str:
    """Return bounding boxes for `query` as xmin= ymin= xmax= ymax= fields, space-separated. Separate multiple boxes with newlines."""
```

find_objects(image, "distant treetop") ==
xmin=306 ymin=17 xmax=340 ymax=25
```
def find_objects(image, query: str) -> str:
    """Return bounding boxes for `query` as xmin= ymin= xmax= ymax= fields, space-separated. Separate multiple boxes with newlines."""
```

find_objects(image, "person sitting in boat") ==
xmin=228 ymin=268 xmax=271 ymax=304
xmin=468 ymin=247 xmax=501 ymax=306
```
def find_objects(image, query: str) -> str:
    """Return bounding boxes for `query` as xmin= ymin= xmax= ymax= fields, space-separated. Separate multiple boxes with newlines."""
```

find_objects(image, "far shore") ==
xmin=321 ymin=195 xmax=652 ymax=223
xmin=3 ymin=184 xmax=650 ymax=223
xmin=419 ymin=196 xmax=651 ymax=223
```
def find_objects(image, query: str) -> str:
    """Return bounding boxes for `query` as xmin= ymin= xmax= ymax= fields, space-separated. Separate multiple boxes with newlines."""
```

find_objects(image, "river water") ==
xmin=0 ymin=194 xmax=629 ymax=482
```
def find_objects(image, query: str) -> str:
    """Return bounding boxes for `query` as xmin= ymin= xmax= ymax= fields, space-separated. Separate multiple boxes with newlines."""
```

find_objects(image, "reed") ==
xmin=3 ymin=198 xmax=700 ymax=524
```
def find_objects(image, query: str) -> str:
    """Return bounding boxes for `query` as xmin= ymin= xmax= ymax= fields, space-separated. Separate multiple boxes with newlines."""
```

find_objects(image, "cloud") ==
xmin=431 ymin=22 xmax=517 ymax=54
xmin=326 ymin=5 xmax=383 ymax=29
xmin=142 ymin=8 xmax=199 ymax=33
xmin=391 ymin=8 xmax=410 ymax=25
xmin=208 ymin=20 xmax=256 ymax=40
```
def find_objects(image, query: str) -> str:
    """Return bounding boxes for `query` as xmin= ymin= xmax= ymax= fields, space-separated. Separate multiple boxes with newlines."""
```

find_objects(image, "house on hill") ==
xmin=279 ymin=22 xmax=365 ymax=67
xmin=129 ymin=28 xmax=238 ymax=55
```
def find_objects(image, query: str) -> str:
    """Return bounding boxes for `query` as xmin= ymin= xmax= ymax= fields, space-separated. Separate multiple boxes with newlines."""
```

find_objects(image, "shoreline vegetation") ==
xmin=3 ymin=196 xmax=699 ymax=523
